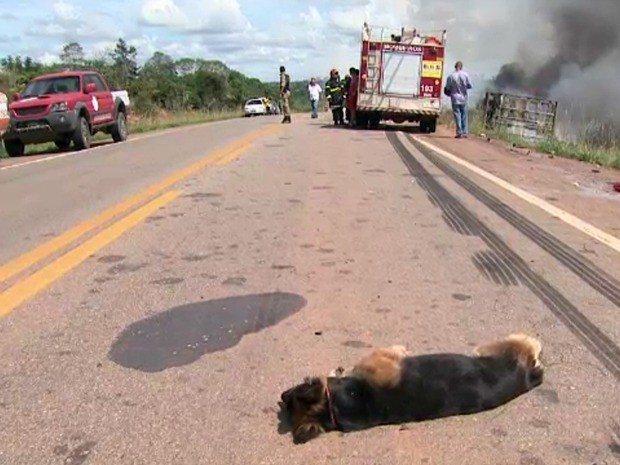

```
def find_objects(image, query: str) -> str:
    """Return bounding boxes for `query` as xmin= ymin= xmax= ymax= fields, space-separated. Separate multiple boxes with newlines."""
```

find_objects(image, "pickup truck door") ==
xmin=84 ymin=74 xmax=114 ymax=125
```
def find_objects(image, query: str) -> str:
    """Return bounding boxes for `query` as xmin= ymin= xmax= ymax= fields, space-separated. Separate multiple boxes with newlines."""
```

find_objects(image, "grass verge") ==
xmin=440 ymin=109 xmax=620 ymax=170
xmin=0 ymin=109 xmax=243 ymax=158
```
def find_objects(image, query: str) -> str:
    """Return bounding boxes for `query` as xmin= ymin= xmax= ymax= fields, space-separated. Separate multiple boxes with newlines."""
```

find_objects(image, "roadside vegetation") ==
xmin=439 ymin=107 xmax=620 ymax=170
xmin=0 ymin=39 xmax=316 ymax=157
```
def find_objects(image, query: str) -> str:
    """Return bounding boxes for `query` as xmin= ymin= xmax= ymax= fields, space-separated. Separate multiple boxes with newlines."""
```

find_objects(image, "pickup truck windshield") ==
xmin=21 ymin=76 xmax=81 ymax=98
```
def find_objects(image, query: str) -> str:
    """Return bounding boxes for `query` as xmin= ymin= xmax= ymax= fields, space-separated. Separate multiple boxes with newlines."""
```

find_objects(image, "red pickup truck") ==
xmin=2 ymin=70 xmax=130 ymax=157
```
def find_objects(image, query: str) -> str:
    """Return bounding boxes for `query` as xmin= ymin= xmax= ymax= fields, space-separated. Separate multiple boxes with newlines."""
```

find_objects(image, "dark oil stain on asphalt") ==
xmin=185 ymin=192 xmax=222 ymax=199
xmin=222 ymin=276 xmax=247 ymax=286
xmin=182 ymin=254 xmax=210 ymax=262
xmin=535 ymin=388 xmax=560 ymax=404
xmin=151 ymin=277 xmax=184 ymax=286
xmin=529 ymin=419 xmax=551 ymax=429
xmin=57 ymin=441 xmax=97 ymax=465
xmin=107 ymin=263 xmax=148 ymax=275
xmin=97 ymin=255 xmax=126 ymax=264
xmin=342 ymin=340 xmax=372 ymax=349
xmin=108 ymin=292 xmax=307 ymax=373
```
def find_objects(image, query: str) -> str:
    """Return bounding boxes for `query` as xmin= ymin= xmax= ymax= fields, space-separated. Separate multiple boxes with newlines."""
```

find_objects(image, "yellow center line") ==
xmin=217 ymin=126 xmax=283 ymax=166
xmin=216 ymin=142 xmax=251 ymax=166
xmin=0 ymin=125 xmax=278 ymax=284
xmin=0 ymin=190 xmax=181 ymax=317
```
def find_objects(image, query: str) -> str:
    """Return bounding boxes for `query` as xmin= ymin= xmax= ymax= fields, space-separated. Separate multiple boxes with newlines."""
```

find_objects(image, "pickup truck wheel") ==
xmin=111 ymin=111 xmax=128 ymax=143
xmin=4 ymin=139 xmax=25 ymax=157
xmin=73 ymin=116 xmax=91 ymax=150
xmin=54 ymin=138 xmax=72 ymax=151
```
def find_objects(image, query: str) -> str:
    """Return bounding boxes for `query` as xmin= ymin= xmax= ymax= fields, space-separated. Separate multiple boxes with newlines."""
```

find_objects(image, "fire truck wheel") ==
xmin=369 ymin=113 xmax=380 ymax=128
xmin=420 ymin=119 xmax=437 ymax=134
xmin=356 ymin=113 xmax=369 ymax=128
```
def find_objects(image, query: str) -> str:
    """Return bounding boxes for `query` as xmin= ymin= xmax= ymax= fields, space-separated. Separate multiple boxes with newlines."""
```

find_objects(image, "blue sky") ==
xmin=0 ymin=0 xmax=544 ymax=83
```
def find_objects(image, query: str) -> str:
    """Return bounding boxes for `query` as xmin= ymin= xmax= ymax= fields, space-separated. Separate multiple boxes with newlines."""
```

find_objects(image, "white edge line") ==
xmin=412 ymin=135 xmax=620 ymax=255
xmin=0 ymin=116 xmax=247 ymax=172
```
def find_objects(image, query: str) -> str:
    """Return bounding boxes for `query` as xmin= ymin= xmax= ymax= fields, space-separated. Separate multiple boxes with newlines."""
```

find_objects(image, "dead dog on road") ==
xmin=279 ymin=334 xmax=543 ymax=444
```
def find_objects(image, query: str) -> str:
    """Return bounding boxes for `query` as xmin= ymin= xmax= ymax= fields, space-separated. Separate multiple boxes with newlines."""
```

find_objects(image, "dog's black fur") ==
xmin=280 ymin=334 xmax=543 ymax=444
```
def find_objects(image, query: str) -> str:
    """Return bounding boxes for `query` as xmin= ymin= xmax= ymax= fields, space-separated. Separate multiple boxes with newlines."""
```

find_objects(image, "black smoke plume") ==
xmin=494 ymin=0 xmax=620 ymax=95
xmin=492 ymin=0 xmax=620 ymax=139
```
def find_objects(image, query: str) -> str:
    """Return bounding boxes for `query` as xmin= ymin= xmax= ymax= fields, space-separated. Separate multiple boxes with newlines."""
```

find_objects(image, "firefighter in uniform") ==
xmin=279 ymin=65 xmax=291 ymax=123
xmin=325 ymin=69 xmax=345 ymax=125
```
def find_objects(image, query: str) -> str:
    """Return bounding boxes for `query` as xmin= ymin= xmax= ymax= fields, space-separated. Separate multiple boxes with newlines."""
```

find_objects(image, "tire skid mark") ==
xmin=387 ymin=132 xmax=620 ymax=381
xmin=406 ymin=134 xmax=620 ymax=308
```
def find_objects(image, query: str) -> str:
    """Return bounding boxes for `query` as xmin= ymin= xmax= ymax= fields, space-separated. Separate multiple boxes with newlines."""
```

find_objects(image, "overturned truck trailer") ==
xmin=483 ymin=92 xmax=558 ymax=141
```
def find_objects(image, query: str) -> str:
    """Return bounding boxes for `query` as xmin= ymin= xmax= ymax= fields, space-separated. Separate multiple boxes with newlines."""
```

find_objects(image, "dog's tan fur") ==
xmin=473 ymin=333 xmax=542 ymax=369
xmin=348 ymin=345 xmax=409 ymax=388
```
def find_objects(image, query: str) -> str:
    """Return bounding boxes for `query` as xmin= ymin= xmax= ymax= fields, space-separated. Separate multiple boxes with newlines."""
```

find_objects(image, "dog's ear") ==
xmin=293 ymin=421 xmax=323 ymax=444
xmin=280 ymin=387 xmax=294 ymax=406
xmin=281 ymin=377 xmax=324 ymax=406
xmin=296 ymin=377 xmax=325 ymax=404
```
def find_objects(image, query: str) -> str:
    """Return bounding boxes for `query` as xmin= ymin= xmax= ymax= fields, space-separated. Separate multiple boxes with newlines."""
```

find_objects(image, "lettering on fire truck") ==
xmin=382 ymin=43 xmax=424 ymax=54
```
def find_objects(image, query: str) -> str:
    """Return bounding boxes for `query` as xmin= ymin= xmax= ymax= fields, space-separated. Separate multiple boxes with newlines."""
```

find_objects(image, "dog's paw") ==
xmin=329 ymin=366 xmax=346 ymax=378
xmin=389 ymin=345 xmax=408 ymax=357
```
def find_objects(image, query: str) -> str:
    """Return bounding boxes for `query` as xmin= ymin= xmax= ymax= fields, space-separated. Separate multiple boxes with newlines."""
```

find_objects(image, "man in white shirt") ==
xmin=308 ymin=78 xmax=322 ymax=119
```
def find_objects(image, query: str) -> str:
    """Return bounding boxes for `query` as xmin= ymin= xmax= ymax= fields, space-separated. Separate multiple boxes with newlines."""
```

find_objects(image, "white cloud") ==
xmin=38 ymin=52 xmax=58 ymax=65
xmin=140 ymin=0 xmax=250 ymax=34
xmin=3 ymin=0 xmax=557 ymax=82
xmin=52 ymin=0 xmax=78 ymax=21
xmin=300 ymin=6 xmax=322 ymax=27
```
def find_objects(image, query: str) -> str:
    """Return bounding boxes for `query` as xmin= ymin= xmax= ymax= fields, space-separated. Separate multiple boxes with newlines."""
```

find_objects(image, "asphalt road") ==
xmin=0 ymin=114 xmax=619 ymax=465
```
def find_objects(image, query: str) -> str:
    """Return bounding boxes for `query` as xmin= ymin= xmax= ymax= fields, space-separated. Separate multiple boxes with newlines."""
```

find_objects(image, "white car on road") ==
xmin=244 ymin=98 xmax=267 ymax=117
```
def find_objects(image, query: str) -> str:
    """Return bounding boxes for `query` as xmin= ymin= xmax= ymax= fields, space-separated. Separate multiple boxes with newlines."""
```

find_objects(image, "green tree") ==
xmin=60 ymin=42 xmax=85 ymax=70
xmin=108 ymin=38 xmax=139 ymax=90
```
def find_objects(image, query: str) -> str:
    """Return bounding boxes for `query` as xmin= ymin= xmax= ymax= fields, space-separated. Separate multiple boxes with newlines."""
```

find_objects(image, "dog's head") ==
xmin=280 ymin=376 xmax=328 ymax=444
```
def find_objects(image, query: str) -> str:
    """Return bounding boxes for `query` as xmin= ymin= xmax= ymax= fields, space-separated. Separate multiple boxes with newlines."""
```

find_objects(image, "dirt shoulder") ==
xmin=420 ymin=125 xmax=620 ymax=237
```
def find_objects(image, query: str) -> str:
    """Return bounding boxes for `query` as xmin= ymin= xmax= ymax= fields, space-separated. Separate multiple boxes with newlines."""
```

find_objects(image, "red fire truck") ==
xmin=356 ymin=23 xmax=446 ymax=132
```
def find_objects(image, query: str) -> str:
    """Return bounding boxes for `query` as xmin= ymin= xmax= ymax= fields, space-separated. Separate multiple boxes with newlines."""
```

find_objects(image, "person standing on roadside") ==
xmin=325 ymin=69 xmax=345 ymax=126
xmin=279 ymin=65 xmax=292 ymax=124
xmin=444 ymin=61 xmax=472 ymax=138
xmin=346 ymin=68 xmax=359 ymax=128
xmin=308 ymin=78 xmax=322 ymax=119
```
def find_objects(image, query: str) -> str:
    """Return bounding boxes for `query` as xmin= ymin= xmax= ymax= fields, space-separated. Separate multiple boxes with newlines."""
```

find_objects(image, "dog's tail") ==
xmin=473 ymin=334 xmax=543 ymax=387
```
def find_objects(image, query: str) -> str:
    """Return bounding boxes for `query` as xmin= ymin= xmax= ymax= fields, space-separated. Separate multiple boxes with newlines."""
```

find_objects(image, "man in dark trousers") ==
xmin=325 ymin=69 xmax=345 ymax=125
xmin=279 ymin=65 xmax=291 ymax=123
